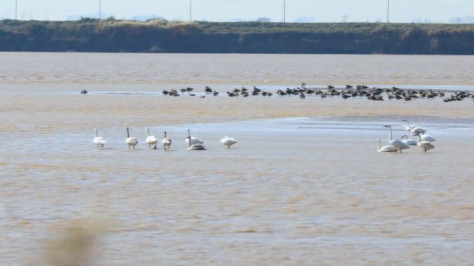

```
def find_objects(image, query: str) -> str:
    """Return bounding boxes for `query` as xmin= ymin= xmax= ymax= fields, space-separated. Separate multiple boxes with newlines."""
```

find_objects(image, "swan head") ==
xmin=383 ymin=125 xmax=392 ymax=128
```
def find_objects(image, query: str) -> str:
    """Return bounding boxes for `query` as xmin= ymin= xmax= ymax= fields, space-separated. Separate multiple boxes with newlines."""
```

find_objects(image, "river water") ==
xmin=0 ymin=52 xmax=473 ymax=265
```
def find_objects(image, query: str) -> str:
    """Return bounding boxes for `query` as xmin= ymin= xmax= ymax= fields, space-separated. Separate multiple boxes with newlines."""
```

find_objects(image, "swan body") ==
xmin=186 ymin=129 xmax=205 ymax=150
xmin=410 ymin=126 xmax=425 ymax=134
xmin=414 ymin=133 xmax=435 ymax=152
xmin=145 ymin=127 xmax=158 ymax=149
xmin=125 ymin=127 xmax=138 ymax=149
xmin=402 ymin=120 xmax=425 ymax=133
xmin=418 ymin=141 xmax=435 ymax=152
xmin=185 ymin=137 xmax=204 ymax=145
xmin=390 ymin=138 xmax=410 ymax=153
xmin=188 ymin=143 xmax=206 ymax=150
xmin=162 ymin=131 xmax=172 ymax=151
xmin=417 ymin=130 xmax=436 ymax=142
xmin=384 ymin=125 xmax=410 ymax=153
xmin=376 ymin=139 xmax=397 ymax=152
xmin=400 ymin=135 xmax=417 ymax=146
xmin=220 ymin=136 xmax=237 ymax=149
xmin=93 ymin=128 xmax=106 ymax=149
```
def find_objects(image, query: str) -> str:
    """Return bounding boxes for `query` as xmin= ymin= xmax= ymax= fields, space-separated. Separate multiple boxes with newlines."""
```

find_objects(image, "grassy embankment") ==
xmin=1 ymin=18 xmax=473 ymax=54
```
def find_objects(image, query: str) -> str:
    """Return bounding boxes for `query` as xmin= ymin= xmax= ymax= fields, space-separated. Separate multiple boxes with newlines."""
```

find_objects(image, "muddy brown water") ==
xmin=0 ymin=53 xmax=473 ymax=265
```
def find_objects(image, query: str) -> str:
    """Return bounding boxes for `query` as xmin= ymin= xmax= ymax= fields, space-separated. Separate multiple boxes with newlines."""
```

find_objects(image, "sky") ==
xmin=1 ymin=0 xmax=473 ymax=23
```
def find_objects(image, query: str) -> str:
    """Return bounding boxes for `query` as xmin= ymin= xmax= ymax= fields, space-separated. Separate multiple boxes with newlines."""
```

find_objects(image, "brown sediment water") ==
xmin=0 ymin=53 xmax=473 ymax=265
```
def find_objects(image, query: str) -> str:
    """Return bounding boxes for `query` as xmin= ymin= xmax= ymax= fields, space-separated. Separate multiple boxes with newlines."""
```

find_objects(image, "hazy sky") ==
xmin=1 ymin=0 xmax=473 ymax=23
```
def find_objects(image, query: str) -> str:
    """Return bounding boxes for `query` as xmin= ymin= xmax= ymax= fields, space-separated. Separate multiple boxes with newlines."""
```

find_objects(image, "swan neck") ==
xmin=126 ymin=128 xmax=130 ymax=138
xmin=187 ymin=130 xmax=191 ymax=147
xmin=388 ymin=127 xmax=393 ymax=140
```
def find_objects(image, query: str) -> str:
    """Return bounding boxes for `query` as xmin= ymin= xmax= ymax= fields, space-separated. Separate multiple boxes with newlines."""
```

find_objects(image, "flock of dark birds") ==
xmin=162 ymin=84 xmax=472 ymax=102
xmin=81 ymin=84 xmax=472 ymax=102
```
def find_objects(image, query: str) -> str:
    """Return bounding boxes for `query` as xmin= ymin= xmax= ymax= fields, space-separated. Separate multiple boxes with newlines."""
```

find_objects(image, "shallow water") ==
xmin=1 ymin=53 xmax=474 ymax=265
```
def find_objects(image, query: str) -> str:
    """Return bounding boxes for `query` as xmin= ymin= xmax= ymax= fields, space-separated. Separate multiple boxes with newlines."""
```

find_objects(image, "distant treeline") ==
xmin=1 ymin=18 xmax=473 ymax=54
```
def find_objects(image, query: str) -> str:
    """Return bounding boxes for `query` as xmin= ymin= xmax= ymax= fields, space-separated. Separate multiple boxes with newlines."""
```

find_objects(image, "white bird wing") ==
xmin=146 ymin=136 xmax=158 ymax=143
xmin=380 ymin=145 xmax=397 ymax=152
xmin=94 ymin=136 xmax=106 ymax=144
xmin=186 ymin=137 xmax=204 ymax=145
xmin=390 ymin=139 xmax=410 ymax=149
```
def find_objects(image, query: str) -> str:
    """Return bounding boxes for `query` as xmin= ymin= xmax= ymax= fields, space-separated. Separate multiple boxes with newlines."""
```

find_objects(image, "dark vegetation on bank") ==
xmin=1 ymin=18 xmax=473 ymax=54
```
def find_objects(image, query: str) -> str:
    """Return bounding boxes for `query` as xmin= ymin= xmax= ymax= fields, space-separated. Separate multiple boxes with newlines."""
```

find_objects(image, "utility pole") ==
xmin=283 ymin=0 xmax=286 ymax=23
xmin=15 ymin=0 xmax=18 ymax=20
xmin=189 ymin=0 xmax=192 ymax=21
xmin=386 ymin=0 xmax=390 ymax=23
xmin=385 ymin=0 xmax=391 ymax=53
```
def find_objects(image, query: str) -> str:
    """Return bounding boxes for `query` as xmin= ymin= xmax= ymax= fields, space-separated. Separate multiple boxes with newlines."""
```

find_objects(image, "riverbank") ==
xmin=1 ymin=19 xmax=474 ymax=54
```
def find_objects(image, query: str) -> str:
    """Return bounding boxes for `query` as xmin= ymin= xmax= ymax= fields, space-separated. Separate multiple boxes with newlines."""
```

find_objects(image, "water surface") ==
xmin=0 ymin=53 xmax=473 ymax=265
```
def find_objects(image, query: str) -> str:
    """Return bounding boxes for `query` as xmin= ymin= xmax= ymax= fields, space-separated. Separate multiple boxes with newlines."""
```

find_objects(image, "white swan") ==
xmin=221 ymin=136 xmax=237 ymax=149
xmin=414 ymin=133 xmax=435 ymax=152
xmin=125 ymin=127 xmax=138 ymax=150
xmin=400 ymin=135 xmax=417 ymax=146
xmin=410 ymin=126 xmax=426 ymax=134
xmin=185 ymin=129 xmax=204 ymax=145
xmin=402 ymin=119 xmax=416 ymax=132
xmin=376 ymin=138 xmax=397 ymax=152
xmin=416 ymin=130 xmax=436 ymax=142
xmin=384 ymin=125 xmax=410 ymax=153
xmin=402 ymin=119 xmax=425 ymax=133
xmin=187 ymin=129 xmax=206 ymax=150
xmin=93 ymin=128 xmax=106 ymax=149
xmin=145 ymin=127 xmax=158 ymax=149
xmin=162 ymin=131 xmax=172 ymax=151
